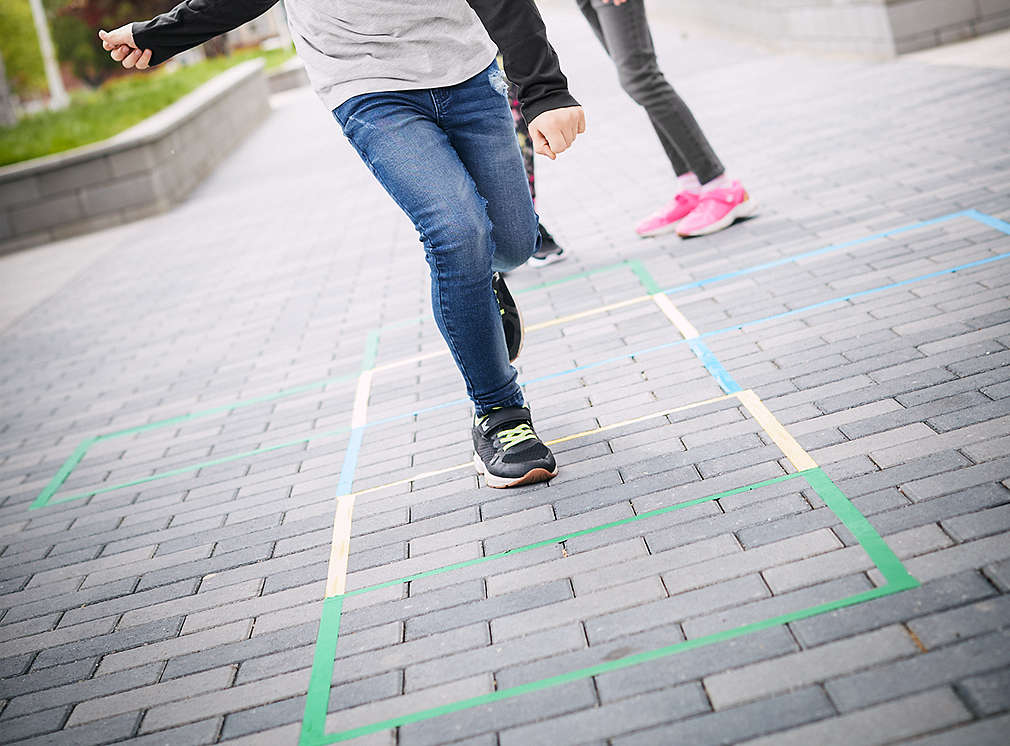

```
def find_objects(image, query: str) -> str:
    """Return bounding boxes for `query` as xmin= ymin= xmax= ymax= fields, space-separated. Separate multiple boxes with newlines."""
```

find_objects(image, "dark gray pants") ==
xmin=577 ymin=0 xmax=724 ymax=184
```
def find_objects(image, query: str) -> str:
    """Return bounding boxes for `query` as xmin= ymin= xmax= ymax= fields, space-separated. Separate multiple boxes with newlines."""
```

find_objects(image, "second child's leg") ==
xmin=577 ymin=0 xmax=757 ymax=238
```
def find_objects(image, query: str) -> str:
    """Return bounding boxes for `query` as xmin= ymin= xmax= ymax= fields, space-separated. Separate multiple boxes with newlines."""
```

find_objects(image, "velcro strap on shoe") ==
xmin=479 ymin=406 xmax=532 ymax=434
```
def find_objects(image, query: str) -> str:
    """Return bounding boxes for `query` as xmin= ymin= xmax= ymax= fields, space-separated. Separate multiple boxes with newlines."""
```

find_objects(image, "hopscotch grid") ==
xmin=292 ymin=215 xmax=1010 ymax=742
xmin=301 ymin=461 xmax=918 ymax=744
xmin=29 ymin=211 xmax=1007 ymax=510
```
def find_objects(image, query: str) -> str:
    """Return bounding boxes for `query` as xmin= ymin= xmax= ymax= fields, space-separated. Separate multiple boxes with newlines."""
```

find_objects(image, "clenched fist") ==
xmin=98 ymin=25 xmax=153 ymax=70
xmin=527 ymin=106 xmax=587 ymax=160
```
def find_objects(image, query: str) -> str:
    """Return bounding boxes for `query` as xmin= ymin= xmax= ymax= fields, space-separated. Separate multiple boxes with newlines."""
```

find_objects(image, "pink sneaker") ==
xmin=677 ymin=181 xmax=757 ymax=237
xmin=634 ymin=191 xmax=701 ymax=237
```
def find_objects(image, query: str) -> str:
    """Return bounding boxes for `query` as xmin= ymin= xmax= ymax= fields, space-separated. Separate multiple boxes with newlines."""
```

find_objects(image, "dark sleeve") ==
xmin=467 ymin=0 xmax=579 ymax=123
xmin=131 ymin=0 xmax=279 ymax=66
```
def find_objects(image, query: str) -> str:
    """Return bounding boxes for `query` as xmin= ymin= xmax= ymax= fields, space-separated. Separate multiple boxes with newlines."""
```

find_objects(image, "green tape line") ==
xmin=315 ymin=586 xmax=901 ymax=744
xmin=30 ymin=260 xmax=647 ymax=512
xmin=300 ymin=466 xmax=919 ymax=744
xmin=300 ymin=595 xmax=344 ymax=746
xmin=805 ymin=468 xmax=919 ymax=589
xmin=29 ymin=436 xmax=99 ymax=510
xmin=343 ymin=471 xmax=802 ymax=598
xmin=44 ymin=428 xmax=350 ymax=507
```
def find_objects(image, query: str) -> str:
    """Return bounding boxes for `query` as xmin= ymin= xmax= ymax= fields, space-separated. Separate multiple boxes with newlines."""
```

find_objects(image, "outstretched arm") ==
xmin=467 ymin=0 xmax=586 ymax=159
xmin=99 ymin=0 xmax=278 ymax=69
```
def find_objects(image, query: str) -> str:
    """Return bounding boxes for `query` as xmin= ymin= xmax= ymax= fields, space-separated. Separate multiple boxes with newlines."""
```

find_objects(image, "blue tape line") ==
xmin=658 ymin=210 xmax=976 ymax=298
xmin=697 ymin=249 xmax=1010 ymax=338
xmin=965 ymin=209 xmax=1010 ymax=236
xmin=689 ymin=340 xmax=742 ymax=394
xmin=335 ymin=427 xmax=365 ymax=496
xmin=353 ymin=245 xmax=1010 ymax=427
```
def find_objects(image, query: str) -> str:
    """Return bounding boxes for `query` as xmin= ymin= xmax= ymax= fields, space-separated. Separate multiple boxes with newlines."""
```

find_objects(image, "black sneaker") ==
xmin=473 ymin=406 xmax=558 ymax=488
xmin=526 ymin=224 xmax=566 ymax=267
xmin=492 ymin=271 xmax=523 ymax=363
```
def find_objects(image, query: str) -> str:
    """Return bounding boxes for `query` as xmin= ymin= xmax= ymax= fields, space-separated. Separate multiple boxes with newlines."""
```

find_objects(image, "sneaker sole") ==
xmin=526 ymin=251 xmax=566 ymax=267
xmin=678 ymin=198 xmax=759 ymax=238
xmin=636 ymin=219 xmax=684 ymax=238
xmin=473 ymin=453 xmax=558 ymax=488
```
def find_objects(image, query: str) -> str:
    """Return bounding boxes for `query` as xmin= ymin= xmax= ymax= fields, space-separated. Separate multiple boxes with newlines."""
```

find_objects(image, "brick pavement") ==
xmin=1 ymin=3 xmax=1009 ymax=745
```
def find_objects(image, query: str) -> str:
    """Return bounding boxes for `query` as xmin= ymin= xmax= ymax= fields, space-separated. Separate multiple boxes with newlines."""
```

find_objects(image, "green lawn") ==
xmin=0 ymin=47 xmax=294 ymax=167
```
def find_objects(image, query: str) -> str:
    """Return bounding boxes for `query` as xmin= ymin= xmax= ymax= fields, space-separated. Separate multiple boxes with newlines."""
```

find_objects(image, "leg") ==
xmin=439 ymin=62 xmax=541 ymax=273
xmin=581 ymin=0 xmax=724 ymax=183
xmin=333 ymin=90 xmax=524 ymax=415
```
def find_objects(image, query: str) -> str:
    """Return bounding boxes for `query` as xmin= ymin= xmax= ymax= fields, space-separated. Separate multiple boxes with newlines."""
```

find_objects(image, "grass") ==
xmin=0 ymin=46 xmax=294 ymax=167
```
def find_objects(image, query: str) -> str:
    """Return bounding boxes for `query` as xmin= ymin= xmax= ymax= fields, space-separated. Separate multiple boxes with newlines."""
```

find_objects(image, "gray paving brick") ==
xmin=614 ymin=686 xmax=834 ymax=746
xmin=161 ymin=620 xmax=318 ymax=680
xmin=58 ymin=578 xmax=199 ymax=627
xmin=0 ymin=658 xmax=98 ymax=701
xmin=586 ymin=574 xmax=768 ymax=645
xmin=691 ymin=573 xmax=872 ymax=638
xmin=493 ymin=576 xmax=666 ymax=642
xmin=742 ymin=688 xmax=972 ymax=746
xmin=942 ymin=503 xmax=1010 ymax=542
xmin=957 ymin=667 xmax=1010 ymax=717
xmin=500 ymin=682 xmax=709 ymax=746
xmin=662 ymin=529 xmax=843 ymax=597
xmin=31 ymin=617 xmax=183 ymax=670
xmin=872 ymin=530 xmax=1010 ymax=585
xmin=898 ymin=456 xmax=1010 ymax=502
xmin=136 ymin=544 xmax=272 ymax=592
xmin=0 ymin=705 xmax=68 ymax=742
xmin=114 ymin=718 xmax=221 ymax=746
xmin=97 ymin=618 xmax=252 ymax=676
xmin=928 ymin=397 xmax=1010 ymax=432
xmin=573 ymin=533 xmax=740 ymax=596
xmin=826 ymin=628 xmax=1010 ymax=712
xmin=2 ymin=661 xmax=162 ymax=720
xmin=763 ymin=524 xmax=950 ymax=594
xmin=704 ymin=625 xmax=917 ymax=709
xmin=983 ymin=557 xmax=1010 ymax=592
xmin=329 ymin=623 xmax=488 ymax=687
xmin=485 ymin=537 xmax=646 ymax=597
xmin=398 ymin=679 xmax=597 ymax=746
xmin=0 ymin=613 xmax=63 ymax=645
xmin=140 ymin=669 xmax=308 ymax=733
xmin=897 ymin=712 xmax=1010 ymax=746
xmin=405 ymin=622 xmax=585 ymax=692
xmin=907 ymin=594 xmax=1010 ymax=650
xmin=790 ymin=570 xmax=996 ymax=647
xmin=408 ymin=579 xmax=568 ymax=641
xmin=67 ymin=666 xmax=234 ymax=726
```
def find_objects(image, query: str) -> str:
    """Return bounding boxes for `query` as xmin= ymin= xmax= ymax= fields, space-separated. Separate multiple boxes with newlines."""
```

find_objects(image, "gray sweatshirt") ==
xmin=133 ymin=0 xmax=578 ymax=123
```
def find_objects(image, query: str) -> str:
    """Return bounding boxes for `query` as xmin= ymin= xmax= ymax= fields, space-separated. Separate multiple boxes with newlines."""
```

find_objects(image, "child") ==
xmin=578 ymin=0 xmax=756 ymax=238
xmin=99 ymin=0 xmax=586 ymax=488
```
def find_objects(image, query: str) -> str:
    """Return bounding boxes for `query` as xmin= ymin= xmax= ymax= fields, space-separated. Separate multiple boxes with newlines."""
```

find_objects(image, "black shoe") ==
xmin=473 ymin=406 xmax=558 ymax=488
xmin=526 ymin=224 xmax=566 ymax=267
xmin=492 ymin=271 xmax=523 ymax=363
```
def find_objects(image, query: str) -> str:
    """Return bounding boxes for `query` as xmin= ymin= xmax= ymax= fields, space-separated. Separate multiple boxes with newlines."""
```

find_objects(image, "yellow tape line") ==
xmin=736 ymin=389 xmax=818 ymax=472
xmin=651 ymin=293 xmax=700 ymax=339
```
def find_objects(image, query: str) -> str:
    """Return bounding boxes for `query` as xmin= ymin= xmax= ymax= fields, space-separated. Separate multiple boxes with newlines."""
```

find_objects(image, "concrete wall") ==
xmin=0 ymin=60 xmax=270 ymax=255
xmin=650 ymin=0 xmax=1010 ymax=59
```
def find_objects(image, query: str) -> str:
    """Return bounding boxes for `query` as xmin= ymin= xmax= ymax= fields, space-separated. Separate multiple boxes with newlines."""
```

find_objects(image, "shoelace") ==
xmin=496 ymin=423 xmax=537 ymax=450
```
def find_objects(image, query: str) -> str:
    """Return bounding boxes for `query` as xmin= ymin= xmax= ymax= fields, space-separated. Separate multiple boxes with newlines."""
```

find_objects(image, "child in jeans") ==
xmin=99 ymin=0 xmax=586 ymax=488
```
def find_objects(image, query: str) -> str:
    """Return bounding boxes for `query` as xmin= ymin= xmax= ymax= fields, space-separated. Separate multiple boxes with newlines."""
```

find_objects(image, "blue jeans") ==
xmin=334 ymin=63 xmax=538 ymax=417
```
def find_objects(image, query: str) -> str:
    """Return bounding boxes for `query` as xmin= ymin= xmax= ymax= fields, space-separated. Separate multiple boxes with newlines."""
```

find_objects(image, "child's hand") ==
xmin=528 ymin=106 xmax=586 ymax=160
xmin=98 ymin=26 xmax=153 ymax=70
